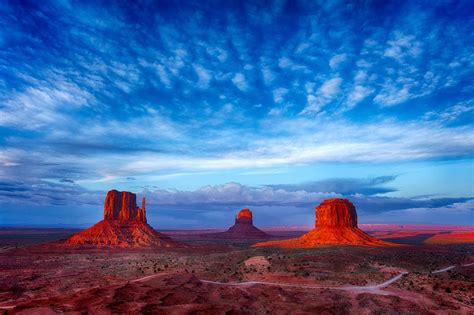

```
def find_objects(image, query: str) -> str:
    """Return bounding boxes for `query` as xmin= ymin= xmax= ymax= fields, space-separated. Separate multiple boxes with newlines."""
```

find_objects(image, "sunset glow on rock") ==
xmin=255 ymin=199 xmax=396 ymax=248
xmin=66 ymin=190 xmax=181 ymax=248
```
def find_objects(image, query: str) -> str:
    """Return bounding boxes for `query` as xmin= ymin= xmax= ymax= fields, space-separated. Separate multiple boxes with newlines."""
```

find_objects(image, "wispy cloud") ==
xmin=300 ymin=77 xmax=342 ymax=114
xmin=0 ymin=0 xmax=472 ymax=226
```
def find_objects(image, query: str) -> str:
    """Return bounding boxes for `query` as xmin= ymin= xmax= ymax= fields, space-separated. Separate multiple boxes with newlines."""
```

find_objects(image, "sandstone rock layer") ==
xmin=103 ymin=190 xmax=146 ymax=222
xmin=202 ymin=208 xmax=271 ymax=240
xmin=255 ymin=198 xmax=396 ymax=248
xmin=236 ymin=208 xmax=253 ymax=224
xmin=66 ymin=190 xmax=181 ymax=248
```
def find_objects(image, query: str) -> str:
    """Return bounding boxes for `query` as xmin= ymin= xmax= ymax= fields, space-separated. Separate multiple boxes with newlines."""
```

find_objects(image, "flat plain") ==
xmin=0 ymin=227 xmax=473 ymax=314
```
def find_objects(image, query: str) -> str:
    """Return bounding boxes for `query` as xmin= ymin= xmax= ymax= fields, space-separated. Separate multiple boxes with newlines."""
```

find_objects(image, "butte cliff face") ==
xmin=255 ymin=198 xmax=396 ymax=248
xmin=202 ymin=208 xmax=271 ymax=240
xmin=103 ymin=190 xmax=147 ymax=222
xmin=66 ymin=190 xmax=180 ymax=248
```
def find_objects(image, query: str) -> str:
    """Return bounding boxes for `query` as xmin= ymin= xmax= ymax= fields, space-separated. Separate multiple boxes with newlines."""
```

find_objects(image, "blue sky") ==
xmin=0 ymin=0 xmax=473 ymax=228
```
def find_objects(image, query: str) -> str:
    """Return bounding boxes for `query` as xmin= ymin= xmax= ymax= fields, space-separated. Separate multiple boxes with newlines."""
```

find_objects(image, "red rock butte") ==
xmin=202 ymin=208 xmax=271 ymax=240
xmin=66 ymin=190 xmax=181 ymax=248
xmin=235 ymin=208 xmax=253 ymax=224
xmin=255 ymin=198 xmax=396 ymax=248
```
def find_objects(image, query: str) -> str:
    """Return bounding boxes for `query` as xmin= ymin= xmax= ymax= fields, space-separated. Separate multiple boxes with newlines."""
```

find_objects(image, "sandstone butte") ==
xmin=255 ymin=198 xmax=397 ymax=248
xmin=66 ymin=190 xmax=181 ymax=248
xmin=202 ymin=208 xmax=271 ymax=239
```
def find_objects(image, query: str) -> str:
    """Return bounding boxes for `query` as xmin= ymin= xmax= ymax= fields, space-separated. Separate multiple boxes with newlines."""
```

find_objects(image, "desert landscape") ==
xmin=2 ymin=0 xmax=473 ymax=314
xmin=1 ymin=192 xmax=473 ymax=314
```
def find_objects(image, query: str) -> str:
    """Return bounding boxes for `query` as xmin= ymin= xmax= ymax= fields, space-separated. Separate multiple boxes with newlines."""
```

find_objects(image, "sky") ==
xmin=0 ymin=0 xmax=473 ymax=228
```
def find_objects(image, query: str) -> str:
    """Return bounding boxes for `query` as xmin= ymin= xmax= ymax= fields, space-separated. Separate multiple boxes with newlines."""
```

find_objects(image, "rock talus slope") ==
xmin=202 ymin=208 xmax=271 ymax=239
xmin=66 ymin=190 xmax=180 ymax=248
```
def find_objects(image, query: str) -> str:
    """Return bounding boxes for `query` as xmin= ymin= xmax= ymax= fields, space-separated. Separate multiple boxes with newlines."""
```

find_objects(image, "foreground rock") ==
xmin=255 ymin=198 xmax=396 ymax=248
xmin=201 ymin=208 xmax=271 ymax=240
xmin=66 ymin=190 xmax=182 ymax=248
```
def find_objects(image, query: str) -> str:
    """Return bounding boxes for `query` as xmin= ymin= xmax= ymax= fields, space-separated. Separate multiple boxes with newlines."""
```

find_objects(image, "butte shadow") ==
xmin=200 ymin=208 xmax=271 ymax=240
xmin=254 ymin=198 xmax=398 ymax=248
xmin=66 ymin=190 xmax=184 ymax=248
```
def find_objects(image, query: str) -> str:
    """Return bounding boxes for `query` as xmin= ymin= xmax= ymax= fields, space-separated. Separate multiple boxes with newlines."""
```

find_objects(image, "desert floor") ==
xmin=0 ymin=228 xmax=473 ymax=314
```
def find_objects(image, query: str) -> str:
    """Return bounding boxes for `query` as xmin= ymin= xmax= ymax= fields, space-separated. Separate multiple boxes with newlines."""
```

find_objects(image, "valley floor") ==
xmin=0 ymin=230 xmax=473 ymax=314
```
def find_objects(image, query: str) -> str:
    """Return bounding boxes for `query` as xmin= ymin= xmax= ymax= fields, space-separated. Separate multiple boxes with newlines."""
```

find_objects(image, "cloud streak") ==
xmin=0 ymin=1 xmax=472 ymax=225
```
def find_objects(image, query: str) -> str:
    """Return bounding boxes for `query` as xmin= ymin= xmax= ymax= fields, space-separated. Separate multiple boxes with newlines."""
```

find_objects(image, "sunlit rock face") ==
xmin=315 ymin=198 xmax=357 ymax=228
xmin=66 ymin=190 xmax=181 ymax=248
xmin=255 ymin=198 xmax=397 ymax=248
xmin=103 ymin=190 xmax=146 ymax=223
xmin=235 ymin=208 xmax=253 ymax=225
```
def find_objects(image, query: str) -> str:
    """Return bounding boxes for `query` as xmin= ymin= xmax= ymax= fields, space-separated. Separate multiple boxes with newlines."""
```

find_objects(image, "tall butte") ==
xmin=66 ymin=190 xmax=181 ymax=248
xmin=202 ymin=208 xmax=271 ymax=239
xmin=255 ymin=198 xmax=396 ymax=248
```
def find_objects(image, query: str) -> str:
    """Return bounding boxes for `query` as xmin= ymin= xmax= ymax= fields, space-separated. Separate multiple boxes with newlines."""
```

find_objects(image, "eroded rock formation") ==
xmin=66 ymin=190 xmax=181 ymax=248
xmin=103 ymin=190 xmax=146 ymax=222
xmin=236 ymin=208 xmax=253 ymax=224
xmin=201 ymin=208 xmax=271 ymax=240
xmin=255 ymin=198 xmax=396 ymax=248
xmin=316 ymin=199 xmax=357 ymax=228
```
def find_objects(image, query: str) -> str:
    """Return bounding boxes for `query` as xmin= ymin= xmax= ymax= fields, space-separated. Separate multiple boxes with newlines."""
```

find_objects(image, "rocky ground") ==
xmin=0 ymin=232 xmax=473 ymax=314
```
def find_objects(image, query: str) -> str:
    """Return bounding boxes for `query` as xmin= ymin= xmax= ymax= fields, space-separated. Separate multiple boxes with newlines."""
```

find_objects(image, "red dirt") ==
xmin=424 ymin=231 xmax=474 ymax=245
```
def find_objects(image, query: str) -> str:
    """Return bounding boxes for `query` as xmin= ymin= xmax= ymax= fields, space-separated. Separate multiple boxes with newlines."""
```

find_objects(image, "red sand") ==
xmin=424 ymin=231 xmax=474 ymax=245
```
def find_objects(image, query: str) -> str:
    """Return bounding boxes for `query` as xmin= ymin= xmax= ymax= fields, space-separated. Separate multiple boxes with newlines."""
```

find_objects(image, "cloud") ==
xmin=260 ymin=65 xmax=275 ymax=85
xmin=232 ymin=73 xmax=249 ymax=92
xmin=374 ymin=85 xmax=411 ymax=107
xmin=345 ymin=85 xmax=373 ymax=110
xmin=361 ymin=199 xmax=474 ymax=224
xmin=0 ymin=83 xmax=94 ymax=130
xmin=1 ymin=176 xmax=472 ymax=226
xmin=329 ymin=53 xmax=347 ymax=69
xmin=193 ymin=64 xmax=212 ymax=89
xmin=269 ymin=176 xmax=398 ymax=196
xmin=300 ymin=77 xmax=342 ymax=114
xmin=383 ymin=33 xmax=422 ymax=62
xmin=423 ymin=102 xmax=474 ymax=123
xmin=154 ymin=64 xmax=172 ymax=88
xmin=272 ymin=87 xmax=289 ymax=103
xmin=0 ymin=1 xmax=473 ymax=227
xmin=0 ymin=179 xmax=102 ymax=206
xmin=145 ymin=182 xmax=337 ymax=207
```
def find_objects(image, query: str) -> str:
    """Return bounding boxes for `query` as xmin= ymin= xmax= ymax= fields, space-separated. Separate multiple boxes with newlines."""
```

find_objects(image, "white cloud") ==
xmin=300 ymin=77 xmax=342 ymax=114
xmin=374 ymin=85 xmax=410 ymax=107
xmin=345 ymin=85 xmax=373 ymax=110
xmin=232 ymin=73 xmax=249 ymax=92
xmin=319 ymin=77 xmax=342 ymax=97
xmin=423 ymin=102 xmax=474 ymax=122
xmin=193 ymin=64 xmax=212 ymax=89
xmin=268 ymin=107 xmax=282 ymax=116
xmin=384 ymin=33 xmax=422 ymax=62
xmin=278 ymin=57 xmax=308 ymax=72
xmin=0 ymin=83 xmax=94 ymax=129
xmin=329 ymin=53 xmax=347 ymax=69
xmin=145 ymin=182 xmax=339 ymax=206
xmin=272 ymin=87 xmax=289 ymax=103
xmin=154 ymin=64 xmax=172 ymax=88
xmin=261 ymin=66 xmax=275 ymax=85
